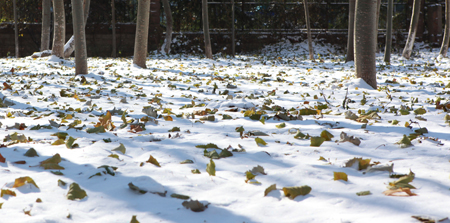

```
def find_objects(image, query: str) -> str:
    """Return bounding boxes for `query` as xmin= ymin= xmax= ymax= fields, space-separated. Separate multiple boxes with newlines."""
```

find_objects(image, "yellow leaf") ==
xmin=282 ymin=186 xmax=311 ymax=199
xmin=13 ymin=176 xmax=39 ymax=189
xmin=52 ymin=139 xmax=65 ymax=145
xmin=333 ymin=172 xmax=348 ymax=181
xmin=146 ymin=155 xmax=161 ymax=167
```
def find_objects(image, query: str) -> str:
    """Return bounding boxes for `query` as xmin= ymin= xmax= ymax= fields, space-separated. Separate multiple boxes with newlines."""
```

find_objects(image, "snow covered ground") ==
xmin=0 ymin=40 xmax=449 ymax=223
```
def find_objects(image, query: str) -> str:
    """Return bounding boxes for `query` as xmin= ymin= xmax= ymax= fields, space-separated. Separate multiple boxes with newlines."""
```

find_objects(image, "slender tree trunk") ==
xmin=64 ymin=0 xmax=90 ymax=58
xmin=13 ymin=0 xmax=19 ymax=58
xmin=52 ymin=0 xmax=65 ymax=58
xmin=303 ymin=0 xmax=314 ymax=61
xmin=133 ymin=0 xmax=151 ymax=68
xmin=354 ymin=0 xmax=377 ymax=89
xmin=402 ymin=0 xmax=421 ymax=59
xmin=346 ymin=0 xmax=355 ymax=62
xmin=161 ymin=0 xmax=173 ymax=54
xmin=440 ymin=0 xmax=450 ymax=57
xmin=231 ymin=0 xmax=235 ymax=56
xmin=41 ymin=0 xmax=51 ymax=51
xmin=376 ymin=0 xmax=381 ymax=53
xmin=384 ymin=0 xmax=393 ymax=63
xmin=202 ymin=0 xmax=213 ymax=59
xmin=72 ymin=0 xmax=88 ymax=75
xmin=111 ymin=0 xmax=117 ymax=58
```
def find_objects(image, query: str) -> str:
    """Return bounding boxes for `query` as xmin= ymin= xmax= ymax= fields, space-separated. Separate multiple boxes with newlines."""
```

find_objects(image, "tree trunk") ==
xmin=231 ymin=0 xmax=235 ymax=56
xmin=52 ymin=0 xmax=65 ymax=58
xmin=41 ymin=0 xmax=51 ymax=51
xmin=384 ymin=0 xmax=393 ymax=63
xmin=64 ymin=0 xmax=90 ymax=58
xmin=440 ymin=0 xmax=450 ymax=57
xmin=13 ymin=0 xmax=19 ymax=58
xmin=402 ymin=0 xmax=421 ymax=59
xmin=303 ymin=0 xmax=314 ymax=61
xmin=354 ymin=0 xmax=377 ymax=89
xmin=133 ymin=0 xmax=151 ymax=68
xmin=375 ymin=0 xmax=381 ymax=53
xmin=202 ymin=0 xmax=213 ymax=59
xmin=111 ymin=0 xmax=117 ymax=58
xmin=161 ymin=0 xmax=173 ymax=54
xmin=345 ymin=0 xmax=355 ymax=62
xmin=72 ymin=0 xmax=88 ymax=75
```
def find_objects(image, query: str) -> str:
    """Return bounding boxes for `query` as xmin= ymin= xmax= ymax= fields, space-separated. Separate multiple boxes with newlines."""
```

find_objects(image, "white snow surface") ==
xmin=0 ymin=41 xmax=449 ymax=223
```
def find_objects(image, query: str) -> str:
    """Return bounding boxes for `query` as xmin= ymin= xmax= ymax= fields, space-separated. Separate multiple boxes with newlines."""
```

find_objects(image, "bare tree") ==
xmin=402 ymin=0 xmax=421 ymax=59
xmin=64 ymin=0 xmax=90 ymax=58
xmin=13 ymin=0 xmax=19 ymax=58
xmin=440 ymin=0 xmax=450 ymax=57
xmin=303 ymin=0 xmax=314 ymax=61
xmin=202 ymin=0 xmax=213 ymax=59
xmin=345 ymin=0 xmax=355 ymax=62
xmin=52 ymin=0 xmax=65 ymax=58
xmin=354 ymin=0 xmax=377 ymax=89
xmin=133 ymin=0 xmax=151 ymax=68
xmin=72 ymin=0 xmax=88 ymax=75
xmin=41 ymin=0 xmax=51 ymax=51
xmin=111 ymin=0 xmax=117 ymax=58
xmin=160 ymin=0 xmax=173 ymax=54
xmin=384 ymin=0 xmax=393 ymax=63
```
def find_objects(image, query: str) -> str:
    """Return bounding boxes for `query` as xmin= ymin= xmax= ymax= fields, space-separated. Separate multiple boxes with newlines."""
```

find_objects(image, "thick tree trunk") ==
xmin=13 ymin=0 xmax=19 ymax=58
xmin=202 ymin=0 xmax=213 ymax=59
xmin=384 ymin=0 xmax=393 ymax=63
xmin=354 ymin=0 xmax=377 ymax=89
xmin=303 ymin=0 xmax=314 ymax=61
xmin=52 ymin=0 xmax=65 ymax=58
xmin=345 ymin=0 xmax=355 ymax=62
xmin=161 ymin=0 xmax=173 ymax=54
xmin=64 ymin=0 xmax=90 ymax=58
xmin=402 ymin=0 xmax=421 ymax=59
xmin=41 ymin=0 xmax=51 ymax=51
xmin=133 ymin=0 xmax=151 ymax=68
xmin=440 ymin=0 xmax=450 ymax=57
xmin=112 ymin=0 xmax=117 ymax=58
xmin=72 ymin=0 xmax=88 ymax=75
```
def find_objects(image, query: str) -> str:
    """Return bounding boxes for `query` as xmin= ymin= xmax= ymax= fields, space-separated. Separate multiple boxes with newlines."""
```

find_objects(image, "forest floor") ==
xmin=0 ymin=41 xmax=449 ymax=223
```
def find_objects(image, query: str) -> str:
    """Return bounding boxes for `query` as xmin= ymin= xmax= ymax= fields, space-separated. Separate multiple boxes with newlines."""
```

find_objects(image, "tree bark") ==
xmin=202 ymin=0 xmax=213 ymax=59
xmin=345 ymin=0 xmax=355 ymax=62
xmin=133 ymin=0 xmax=151 ymax=68
xmin=440 ymin=0 xmax=450 ymax=57
xmin=64 ymin=0 xmax=90 ymax=58
xmin=13 ymin=0 xmax=19 ymax=58
xmin=161 ymin=0 xmax=173 ymax=54
xmin=354 ymin=0 xmax=377 ymax=89
xmin=384 ymin=0 xmax=393 ymax=63
xmin=111 ymin=0 xmax=117 ymax=58
xmin=402 ymin=0 xmax=421 ymax=59
xmin=72 ymin=0 xmax=88 ymax=75
xmin=52 ymin=0 xmax=65 ymax=58
xmin=303 ymin=0 xmax=314 ymax=61
xmin=41 ymin=0 xmax=51 ymax=51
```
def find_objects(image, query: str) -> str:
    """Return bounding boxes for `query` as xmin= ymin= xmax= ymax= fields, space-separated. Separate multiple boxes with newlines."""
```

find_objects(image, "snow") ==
xmin=0 ymin=40 xmax=449 ymax=222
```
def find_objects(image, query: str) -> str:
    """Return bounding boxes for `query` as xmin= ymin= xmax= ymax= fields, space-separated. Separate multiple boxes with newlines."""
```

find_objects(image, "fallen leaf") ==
xmin=112 ymin=143 xmax=126 ymax=154
xmin=340 ymin=132 xmax=361 ymax=146
xmin=39 ymin=154 xmax=64 ymax=170
xmin=95 ymin=111 xmax=115 ymax=131
xmin=58 ymin=179 xmax=67 ymax=187
xmin=255 ymin=137 xmax=267 ymax=146
xmin=13 ymin=176 xmax=39 ymax=189
xmin=310 ymin=137 xmax=325 ymax=147
xmin=170 ymin=193 xmax=190 ymax=200
xmin=264 ymin=184 xmax=277 ymax=196
xmin=0 ymin=153 xmax=5 ymax=163
xmin=356 ymin=191 xmax=371 ymax=196
xmin=250 ymin=165 xmax=266 ymax=175
xmin=206 ymin=159 xmax=215 ymax=176
xmin=66 ymin=183 xmax=87 ymax=200
xmin=1 ymin=189 xmax=16 ymax=197
xmin=383 ymin=188 xmax=417 ymax=196
xmin=191 ymin=169 xmax=201 ymax=174
xmin=282 ymin=186 xmax=312 ymax=199
xmin=128 ymin=182 xmax=147 ymax=194
xmin=397 ymin=134 xmax=413 ymax=148
xmin=13 ymin=160 xmax=26 ymax=164
xmin=65 ymin=136 xmax=79 ymax=149
xmin=276 ymin=122 xmax=286 ymax=128
xmin=195 ymin=143 xmax=219 ymax=149
xmin=130 ymin=215 xmax=140 ymax=223
xmin=245 ymin=171 xmax=256 ymax=183
xmin=23 ymin=148 xmax=38 ymax=157
xmin=146 ymin=155 xmax=161 ymax=167
xmin=182 ymin=200 xmax=208 ymax=212
xmin=86 ymin=126 xmax=106 ymax=134
xmin=334 ymin=172 xmax=348 ymax=181
xmin=320 ymin=130 xmax=334 ymax=141
xmin=52 ymin=139 xmax=65 ymax=146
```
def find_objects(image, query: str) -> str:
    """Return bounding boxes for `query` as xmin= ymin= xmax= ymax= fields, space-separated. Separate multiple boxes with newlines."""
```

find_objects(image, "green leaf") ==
xmin=24 ymin=148 xmax=39 ymax=157
xmin=294 ymin=131 xmax=307 ymax=139
xmin=310 ymin=137 xmax=325 ymax=147
xmin=51 ymin=171 xmax=64 ymax=175
xmin=204 ymin=149 xmax=220 ymax=159
xmin=255 ymin=137 xmax=267 ymax=146
xmin=52 ymin=139 xmax=65 ymax=146
xmin=65 ymin=136 xmax=79 ymax=149
xmin=13 ymin=176 xmax=39 ymax=189
xmin=219 ymin=149 xmax=233 ymax=158
xmin=146 ymin=155 xmax=161 ymax=167
xmin=222 ymin=114 xmax=232 ymax=120
xmin=168 ymin=127 xmax=180 ymax=132
xmin=276 ymin=122 xmax=286 ymax=128
xmin=86 ymin=126 xmax=106 ymax=134
xmin=1 ymin=189 xmax=16 ymax=197
xmin=180 ymin=159 xmax=194 ymax=164
xmin=51 ymin=132 xmax=68 ymax=140
xmin=195 ymin=143 xmax=219 ymax=149
xmin=245 ymin=171 xmax=256 ymax=183
xmin=397 ymin=134 xmax=413 ymax=148
xmin=413 ymin=108 xmax=426 ymax=115
xmin=66 ymin=183 xmax=87 ymax=200
xmin=264 ymin=184 xmax=277 ymax=196
xmin=170 ymin=193 xmax=190 ymax=200
xmin=112 ymin=143 xmax=126 ymax=154
xmin=299 ymin=109 xmax=318 ymax=116
xmin=98 ymin=165 xmax=117 ymax=176
xmin=191 ymin=169 xmax=201 ymax=174
xmin=128 ymin=183 xmax=147 ymax=194
xmin=414 ymin=127 xmax=428 ymax=135
xmin=130 ymin=215 xmax=140 ymax=223
xmin=235 ymin=126 xmax=245 ymax=133
xmin=108 ymin=154 xmax=120 ymax=160
xmin=40 ymin=154 xmax=64 ymax=170
xmin=333 ymin=172 xmax=348 ymax=181
xmin=249 ymin=114 xmax=262 ymax=120
xmin=58 ymin=179 xmax=67 ymax=187
xmin=206 ymin=159 xmax=216 ymax=176
xmin=260 ymin=116 xmax=266 ymax=124
xmin=320 ymin=130 xmax=334 ymax=141
xmin=356 ymin=191 xmax=371 ymax=196
xmin=282 ymin=186 xmax=312 ymax=199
